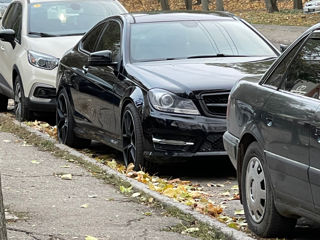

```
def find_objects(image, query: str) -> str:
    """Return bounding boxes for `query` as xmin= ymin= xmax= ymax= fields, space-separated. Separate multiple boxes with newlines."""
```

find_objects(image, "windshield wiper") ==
xmin=28 ymin=32 xmax=57 ymax=37
xmin=187 ymin=54 xmax=249 ymax=59
xmin=57 ymin=32 xmax=86 ymax=37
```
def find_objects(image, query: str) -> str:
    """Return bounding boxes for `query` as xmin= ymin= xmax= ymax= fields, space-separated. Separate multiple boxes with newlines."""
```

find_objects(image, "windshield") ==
xmin=0 ymin=0 xmax=10 ymax=3
xmin=29 ymin=1 xmax=126 ymax=37
xmin=130 ymin=20 xmax=277 ymax=62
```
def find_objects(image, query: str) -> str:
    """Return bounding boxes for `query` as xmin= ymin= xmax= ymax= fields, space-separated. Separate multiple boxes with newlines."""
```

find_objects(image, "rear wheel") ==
xmin=122 ymin=103 xmax=144 ymax=171
xmin=241 ymin=142 xmax=296 ymax=237
xmin=0 ymin=94 xmax=8 ymax=112
xmin=14 ymin=76 xmax=32 ymax=121
xmin=56 ymin=88 xmax=91 ymax=148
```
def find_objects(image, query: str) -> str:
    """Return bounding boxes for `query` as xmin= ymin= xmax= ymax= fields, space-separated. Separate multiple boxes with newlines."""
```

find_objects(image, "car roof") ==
xmin=122 ymin=12 xmax=238 ymax=24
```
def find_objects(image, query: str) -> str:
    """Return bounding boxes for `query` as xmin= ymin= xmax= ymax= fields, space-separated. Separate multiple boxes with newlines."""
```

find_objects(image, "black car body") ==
xmin=56 ymin=12 xmax=279 ymax=169
xmin=223 ymin=24 xmax=320 ymax=237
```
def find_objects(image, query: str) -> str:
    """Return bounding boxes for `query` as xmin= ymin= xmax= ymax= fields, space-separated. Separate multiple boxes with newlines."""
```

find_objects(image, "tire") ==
xmin=56 ymin=88 xmax=91 ymax=149
xmin=122 ymin=103 xmax=145 ymax=171
xmin=241 ymin=142 xmax=296 ymax=238
xmin=0 ymin=94 xmax=8 ymax=112
xmin=14 ymin=75 xmax=32 ymax=121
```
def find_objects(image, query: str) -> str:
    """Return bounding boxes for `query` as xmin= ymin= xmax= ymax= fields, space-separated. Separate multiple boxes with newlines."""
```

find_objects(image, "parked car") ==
xmin=0 ymin=0 xmax=126 ymax=121
xmin=223 ymin=24 xmax=320 ymax=237
xmin=0 ymin=0 xmax=10 ymax=17
xmin=56 ymin=12 xmax=279 ymax=170
xmin=304 ymin=0 xmax=320 ymax=13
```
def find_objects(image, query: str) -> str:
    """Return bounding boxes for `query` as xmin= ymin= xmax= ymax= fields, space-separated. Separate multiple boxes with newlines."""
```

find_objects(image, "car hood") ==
xmin=126 ymin=57 xmax=275 ymax=97
xmin=25 ymin=35 xmax=82 ymax=59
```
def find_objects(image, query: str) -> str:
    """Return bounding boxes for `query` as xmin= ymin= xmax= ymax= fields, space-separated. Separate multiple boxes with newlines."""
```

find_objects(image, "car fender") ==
xmin=120 ymin=86 xmax=146 ymax=118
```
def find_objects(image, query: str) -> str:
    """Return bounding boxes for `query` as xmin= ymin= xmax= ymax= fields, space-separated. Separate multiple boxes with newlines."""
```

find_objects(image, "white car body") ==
xmin=0 ymin=0 xmax=126 ymax=118
xmin=304 ymin=0 xmax=320 ymax=13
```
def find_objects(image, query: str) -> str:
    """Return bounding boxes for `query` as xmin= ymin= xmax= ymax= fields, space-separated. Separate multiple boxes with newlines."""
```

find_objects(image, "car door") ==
xmin=305 ymin=31 xmax=320 ymax=212
xmin=0 ymin=2 xmax=22 ymax=96
xmin=260 ymin=34 xmax=318 ymax=212
xmin=85 ymin=19 xmax=122 ymax=142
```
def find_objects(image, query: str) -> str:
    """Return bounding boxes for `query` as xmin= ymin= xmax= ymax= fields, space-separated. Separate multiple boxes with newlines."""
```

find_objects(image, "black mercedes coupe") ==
xmin=56 ymin=12 xmax=279 ymax=170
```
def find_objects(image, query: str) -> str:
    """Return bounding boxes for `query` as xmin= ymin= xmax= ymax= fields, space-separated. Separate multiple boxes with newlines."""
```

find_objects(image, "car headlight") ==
xmin=27 ymin=50 xmax=59 ymax=70
xmin=148 ymin=89 xmax=200 ymax=115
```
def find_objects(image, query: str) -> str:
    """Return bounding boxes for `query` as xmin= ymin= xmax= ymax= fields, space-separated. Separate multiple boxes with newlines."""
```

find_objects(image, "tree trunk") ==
xmin=0 ymin=175 xmax=7 ymax=240
xmin=293 ymin=0 xmax=302 ymax=9
xmin=160 ymin=0 xmax=170 ymax=10
xmin=202 ymin=0 xmax=209 ymax=11
xmin=216 ymin=0 xmax=224 ymax=11
xmin=265 ymin=0 xmax=279 ymax=13
xmin=185 ymin=0 xmax=192 ymax=10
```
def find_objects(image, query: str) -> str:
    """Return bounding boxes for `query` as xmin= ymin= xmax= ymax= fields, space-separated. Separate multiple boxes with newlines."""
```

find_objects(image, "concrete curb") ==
xmin=8 ymin=115 xmax=255 ymax=240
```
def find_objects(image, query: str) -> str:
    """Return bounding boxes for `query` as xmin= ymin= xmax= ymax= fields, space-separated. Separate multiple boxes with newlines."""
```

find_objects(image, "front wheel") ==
xmin=14 ymin=76 xmax=32 ymax=121
xmin=241 ymin=142 xmax=296 ymax=238
xmin=122 ymin=103 xmax=144 ymax=171
xmin=56 ymin=88 xmax=91 ymax=148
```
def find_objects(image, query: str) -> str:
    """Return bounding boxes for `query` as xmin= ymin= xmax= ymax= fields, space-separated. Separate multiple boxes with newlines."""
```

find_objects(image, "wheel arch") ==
xmin=12 ymin=65 xmax=22 ymax=90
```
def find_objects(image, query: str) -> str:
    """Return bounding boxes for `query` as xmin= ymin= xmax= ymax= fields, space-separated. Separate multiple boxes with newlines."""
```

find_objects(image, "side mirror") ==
xmin=280 ymin=44 xmax=288 ymax=53
xmin=88 ymin=50 xmax=116 ymax=67
xmin=0 ymin=29 xmax=15 ymax=48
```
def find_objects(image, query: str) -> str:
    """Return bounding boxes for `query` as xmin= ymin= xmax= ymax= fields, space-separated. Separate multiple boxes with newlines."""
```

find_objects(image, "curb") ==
xmin=8 ymin=115 xmax=255 ymax=240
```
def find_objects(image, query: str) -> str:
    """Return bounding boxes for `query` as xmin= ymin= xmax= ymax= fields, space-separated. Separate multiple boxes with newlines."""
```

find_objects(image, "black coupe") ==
xmin=56 ymin=12 xmax=279 ymax=170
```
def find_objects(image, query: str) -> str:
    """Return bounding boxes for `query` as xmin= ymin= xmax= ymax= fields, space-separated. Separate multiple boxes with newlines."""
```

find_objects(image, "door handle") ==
xmin=82 ymin=66 xmax=88 ymax=74
xmin=0 ymin=46 xmax=5 ymax=51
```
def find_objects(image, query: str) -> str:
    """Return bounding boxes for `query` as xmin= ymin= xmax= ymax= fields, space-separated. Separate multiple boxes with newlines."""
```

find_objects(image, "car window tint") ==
xmin=95 ymin=21 xmax=121 ymax=62
xmin=81 ymin=23 xmax=104 ymax=53
xmin=281 ymin=33 xmax=320 ymax=99
xmin=11 ymin=3 xmax=22 ymax=42
xmin=264 ymin=36 xmax=306 ymax=88
xmin=2 ymin=3 xmax=15 ymax=29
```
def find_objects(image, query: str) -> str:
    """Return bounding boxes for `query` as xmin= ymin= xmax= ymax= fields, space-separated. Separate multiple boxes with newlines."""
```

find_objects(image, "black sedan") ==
xmin=56 ymin=12 xmax=279 ymax=170
xmin=223 ymin=24 xmax=320 ymax=237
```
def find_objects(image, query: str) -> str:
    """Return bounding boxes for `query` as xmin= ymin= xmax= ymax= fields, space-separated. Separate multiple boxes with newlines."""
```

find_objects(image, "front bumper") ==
xmin=303 ymin=6 xmax=320 ymax=12
xmin=223 ymin=131 xmax=239 ymax=169
xmin=142 ymin=110 xmax=227 ymax=161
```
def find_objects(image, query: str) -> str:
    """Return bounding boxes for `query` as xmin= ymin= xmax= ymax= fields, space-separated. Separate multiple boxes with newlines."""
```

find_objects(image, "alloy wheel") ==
xmin=245 ymin=156 xmax=267 ymax=223
xmin=57 ymin=93 xmax=69 ymax=143
xmin=122 ymin=110 xmax=136 ymax=166
xmin=14 ymin=81 xmax=22 ymax=120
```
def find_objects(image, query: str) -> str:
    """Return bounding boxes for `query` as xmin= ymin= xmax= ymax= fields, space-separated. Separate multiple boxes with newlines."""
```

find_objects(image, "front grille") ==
xmin=199 ymin=133 xmax=225 ymax=152
xmin=200 ymin=92 xmax=229 ymax=117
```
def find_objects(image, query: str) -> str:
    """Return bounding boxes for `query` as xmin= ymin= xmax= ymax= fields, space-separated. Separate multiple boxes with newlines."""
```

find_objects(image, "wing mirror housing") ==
xmin=280 ymin=44 xmax=288 ymax=53
xmin=0 ymin=29 xmax=15 ymax=48
xmin=88 ymin=50 xmax=117 ymax=67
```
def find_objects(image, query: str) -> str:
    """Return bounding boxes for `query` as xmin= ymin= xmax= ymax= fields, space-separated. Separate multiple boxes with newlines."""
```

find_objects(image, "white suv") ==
xmin=0 ymin=0 xmax=126 ymax=120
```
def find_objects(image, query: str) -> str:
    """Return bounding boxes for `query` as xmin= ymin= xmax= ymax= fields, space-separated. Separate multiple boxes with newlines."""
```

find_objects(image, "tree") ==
xmin=0 ymin=176 xmax=7 ymax=240
xmin=293 ymin=0 xmax=303 ymax=9
xmin=185 ymin=0 xmax=192 ymax=10
xmin=216 ymin=0 xmax=224 ymax=11
xmin=202 ymin=0 xmax=209 ymax=11
xmin=265 ymin=0 xmax=279 ymax=13
xmin=160 ymin=0 xmax=170 ymax=10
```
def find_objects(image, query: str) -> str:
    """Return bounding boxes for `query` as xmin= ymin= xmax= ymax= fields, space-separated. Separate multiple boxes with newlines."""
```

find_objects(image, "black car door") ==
xmin=306 ymin=31 xmax=320 ymax=212
xmin=85 ymin=20 xmax=122 ymax=143
xmin=260 ymin=34 xmax=319 ymax=212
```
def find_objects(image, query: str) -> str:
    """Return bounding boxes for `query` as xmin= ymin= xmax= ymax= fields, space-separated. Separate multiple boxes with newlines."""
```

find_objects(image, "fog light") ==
xmin=34 ymin=87 xmax=56 ymax=98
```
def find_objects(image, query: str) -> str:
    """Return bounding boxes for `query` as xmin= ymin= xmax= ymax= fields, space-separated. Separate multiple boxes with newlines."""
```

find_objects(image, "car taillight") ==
xmin=226 ymin=94 xmax=231 ymax=120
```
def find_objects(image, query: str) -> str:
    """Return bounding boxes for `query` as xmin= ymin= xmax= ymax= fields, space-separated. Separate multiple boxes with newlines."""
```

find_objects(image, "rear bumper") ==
xmin=223 ymin=131 xmax=239 ymax=169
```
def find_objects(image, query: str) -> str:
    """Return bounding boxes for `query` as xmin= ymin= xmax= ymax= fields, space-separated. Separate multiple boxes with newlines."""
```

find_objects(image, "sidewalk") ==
xmin=0 ymin=132 xmax=196 ymax=240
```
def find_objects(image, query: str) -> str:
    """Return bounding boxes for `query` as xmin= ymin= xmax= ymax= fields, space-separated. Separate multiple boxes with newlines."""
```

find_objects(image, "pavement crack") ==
xmin=126 ymin=217 xmax=144 ymax=227
xmin=7 ymin=227 xmax=68 ymax=240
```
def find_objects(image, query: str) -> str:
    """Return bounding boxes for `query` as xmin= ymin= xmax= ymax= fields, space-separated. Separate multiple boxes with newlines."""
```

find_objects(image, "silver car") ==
xmin=304 ymin=0 xmax=320 ymax=13
xmin=0 ymin=0 xmax=10 ymax=17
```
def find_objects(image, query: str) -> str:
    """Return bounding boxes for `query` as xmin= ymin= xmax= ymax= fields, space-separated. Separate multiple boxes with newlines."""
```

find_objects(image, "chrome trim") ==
xmin=152 ymin=137 xmax=194 ymax=146
xmin=29 ymin=83 xmax=55 ymax=103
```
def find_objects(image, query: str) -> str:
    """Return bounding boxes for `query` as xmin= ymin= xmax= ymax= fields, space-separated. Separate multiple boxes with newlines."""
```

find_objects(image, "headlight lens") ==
xmin=27 ymin=50 xmax=59 ymax=70
xmin=148 ymin=89 xmax=200 ymax=115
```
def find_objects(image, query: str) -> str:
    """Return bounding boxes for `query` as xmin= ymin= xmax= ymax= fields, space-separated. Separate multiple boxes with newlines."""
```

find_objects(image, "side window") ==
xmin=81 ymin=23 xmax=105 ymax=53
xmin=11 ymin=3 xmax=22 ymax=43
xmin=264 ymin=37 xmax=306 ymax=88
xmin=2 ymin=3 xmax=16 ymax=29
xmin=281 ymin=32 xmax=320 ymax=99
xmin=95 ymin=21 xmax=121 ymax=62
